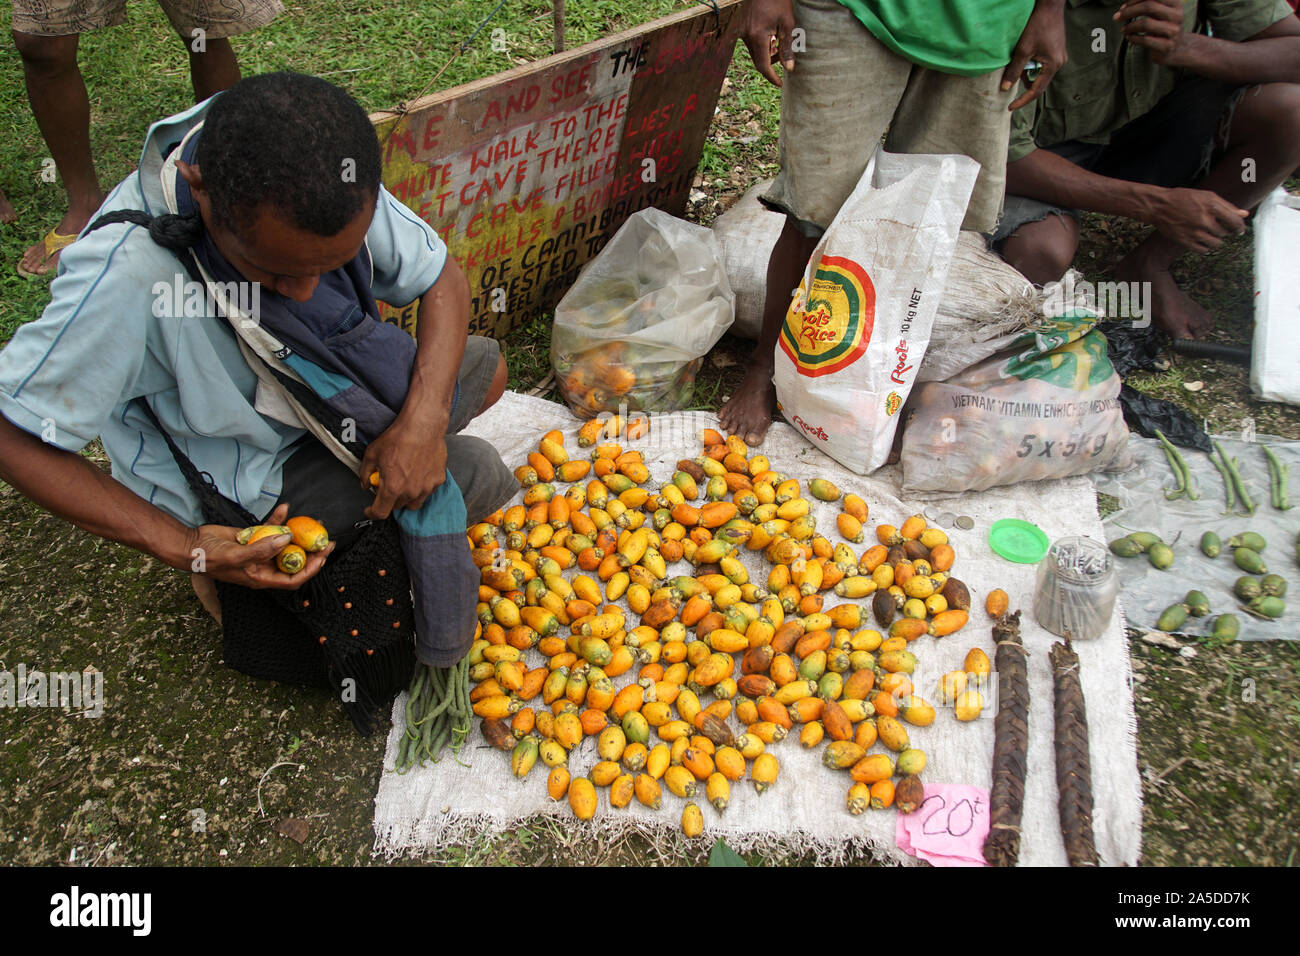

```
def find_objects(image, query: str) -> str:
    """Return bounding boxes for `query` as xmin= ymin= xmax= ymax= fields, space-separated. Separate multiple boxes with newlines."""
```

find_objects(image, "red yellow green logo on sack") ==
xmin=779 ymin=255 xmax=876 ymax=377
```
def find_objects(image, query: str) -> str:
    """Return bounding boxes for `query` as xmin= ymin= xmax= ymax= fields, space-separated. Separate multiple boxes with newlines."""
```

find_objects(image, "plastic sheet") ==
xmin=1095 ymin=434 xmax=1300 ymax=640
xmin=375 ymin=392 xmax=1142 ymax=866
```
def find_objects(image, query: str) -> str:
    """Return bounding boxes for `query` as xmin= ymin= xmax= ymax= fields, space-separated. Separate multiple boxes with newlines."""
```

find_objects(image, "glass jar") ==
xmin=1032 ymin=536 xmax=1119 ymax=640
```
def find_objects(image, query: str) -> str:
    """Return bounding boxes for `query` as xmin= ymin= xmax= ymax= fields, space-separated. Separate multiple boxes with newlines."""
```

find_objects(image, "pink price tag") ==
xmin=895 ymin=783 xmax=991 ymax=867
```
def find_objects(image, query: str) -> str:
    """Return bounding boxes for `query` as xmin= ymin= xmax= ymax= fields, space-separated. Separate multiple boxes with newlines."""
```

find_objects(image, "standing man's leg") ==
xmin=719 ymin=220 xmax=817 ymax=446
xmin=885 ymin=65 xmax=1017 ymax=236
xmin=158 ymin=0 xmax=283 ymax=101
xmin=188 ymin=38 xmax=241 ymax=101
xmin=719 ymin=0 xmax=911 ymax=445
xmin=12 ymin=28 xmax=105 ymax=277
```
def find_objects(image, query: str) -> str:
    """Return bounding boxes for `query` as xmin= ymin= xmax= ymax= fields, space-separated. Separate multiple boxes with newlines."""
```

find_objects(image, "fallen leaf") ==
xmin=1141 ymin=631 xmax=1182 ymax=650
xmin=708 ymin=837 xmax=748 ymax=867
xmin=275 ymin=818 xmax=309 ymax=844
xmin=1183 ymin=381 xmax=1204 ymax=392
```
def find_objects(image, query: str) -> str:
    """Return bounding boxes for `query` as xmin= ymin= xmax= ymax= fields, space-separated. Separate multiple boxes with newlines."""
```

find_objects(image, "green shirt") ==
xmin=1008 ymin=0 xmax=1295 ymax=162
xmin=837 ymin=0 xmax=1037 ymax=76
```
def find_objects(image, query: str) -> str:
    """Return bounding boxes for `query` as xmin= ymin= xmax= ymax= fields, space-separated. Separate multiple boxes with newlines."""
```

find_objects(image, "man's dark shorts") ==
xmin=272 ymin=335 xmax=513 ymax=548
xmin=991 ymin=75 xmax=1246 ymax=247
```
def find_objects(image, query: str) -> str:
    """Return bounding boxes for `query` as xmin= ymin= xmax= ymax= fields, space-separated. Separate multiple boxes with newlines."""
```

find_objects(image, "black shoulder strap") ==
xmin=87 ymin=210 xmax=252 ymax=524
xmin=85 ymin=209 xmax=206 ymax=280
xmin=131 ymin=396 xmax=257 ymax=528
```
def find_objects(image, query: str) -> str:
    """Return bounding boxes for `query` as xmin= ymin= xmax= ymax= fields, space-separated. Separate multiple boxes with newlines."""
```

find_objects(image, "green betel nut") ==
xmin=1234 ymin=576 xmax=1263 ymax=601
xmin=1228 ymin=532 xmax=1266 ymax=552
xmin=1210 ymin=614 xmax=1239 ymax=641
xmin=1260 ymin=574 xmax=1287 ymax=598
xmin=1245 ymin=596 xmax=1285 ymax=620
xmin=1129 ymin=531 xmax=1164 ymax=552
xmin=1156 ymin=604 xmax=1188 ymax=632
xmin=1199 ymin=532 xmax=1221 ymax=558
xmin=1233 ymin=547 xmax=1267 ymax=574
xmin=1183 ymin=590 xmax=1211 ymax=617
xmin=1147 ymin=543 xmax=1174 ymax=570
xmin=1109 ymin=536 xmax=1143 ymax=557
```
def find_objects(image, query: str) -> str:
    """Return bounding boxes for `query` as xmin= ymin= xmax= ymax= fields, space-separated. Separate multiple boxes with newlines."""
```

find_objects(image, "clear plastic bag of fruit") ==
xmin=551 ymin=208 xmax=733 ymax=416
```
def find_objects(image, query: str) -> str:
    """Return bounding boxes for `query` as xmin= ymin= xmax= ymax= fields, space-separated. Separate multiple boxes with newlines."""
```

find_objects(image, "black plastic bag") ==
xmin=1118 ymin=384 xmax=1212 ymax=453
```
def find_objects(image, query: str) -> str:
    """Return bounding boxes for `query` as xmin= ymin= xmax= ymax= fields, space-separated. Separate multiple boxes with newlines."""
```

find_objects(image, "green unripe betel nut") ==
xmin=1147 ymin=543 xmax=1174 ymax=570
xmin=1199 ymin=532 xmax=1221 ymax=558
xmin=1233 ymin=547 xmax=1266 ymax=574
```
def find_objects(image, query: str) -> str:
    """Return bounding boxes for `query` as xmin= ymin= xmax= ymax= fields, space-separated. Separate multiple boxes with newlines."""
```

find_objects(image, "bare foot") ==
xmin=191 ymin=573 xmax=222 ymax=625
xmin=1115 ymin=253 xmax=1213 ymax=340
xmin=18 ymin=205 xmax=97 ymax=277
xmin=718 ymin=361 xmax=777 ymax=446
xmin=0 ymin=188 xmax=15 ymax=225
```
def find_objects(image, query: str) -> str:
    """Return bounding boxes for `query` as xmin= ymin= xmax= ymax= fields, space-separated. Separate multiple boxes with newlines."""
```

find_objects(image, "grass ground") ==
xmin=1 ymin=1 xmax=1297 ymax=867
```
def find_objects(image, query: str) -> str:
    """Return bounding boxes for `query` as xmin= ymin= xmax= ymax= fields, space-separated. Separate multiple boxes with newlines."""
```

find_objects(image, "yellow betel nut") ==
xmin=954 ymin=690 xmax=984 ymax=721
xmin=242 ymin=524 xmax=290 ymax=546
xmin=276 ymin=544 xmax=307 ymax=574
xmin=286 ymin=515 xmax=329 ymax=552
xmin=901 ymin=576 xmax=934 ymax=600
xmin=681 ymin=801 xmax=704 ymax=838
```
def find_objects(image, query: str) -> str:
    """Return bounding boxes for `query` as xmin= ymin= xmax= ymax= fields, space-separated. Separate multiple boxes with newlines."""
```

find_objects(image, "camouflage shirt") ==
xmin=1008 ymin=0 xmax=1295 ymax=162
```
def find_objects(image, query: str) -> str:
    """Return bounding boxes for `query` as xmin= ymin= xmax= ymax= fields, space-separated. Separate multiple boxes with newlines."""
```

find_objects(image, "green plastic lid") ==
xmin=988 ymin=519 xmax=1050 ymax=564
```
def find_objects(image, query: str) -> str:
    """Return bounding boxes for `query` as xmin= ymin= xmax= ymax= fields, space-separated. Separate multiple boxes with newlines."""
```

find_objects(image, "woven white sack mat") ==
xmin=373 ymin=392 xmax=1142 ymax=866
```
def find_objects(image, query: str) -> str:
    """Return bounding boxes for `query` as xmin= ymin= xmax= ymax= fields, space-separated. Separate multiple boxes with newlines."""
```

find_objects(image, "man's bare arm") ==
xmin=401 ymin=255 xmax=471 ymax=437
xmin=1161 ymin=26 xmax=1300 ymax=85
xmin=360 ymin=255 xmax=471 ymax=520
xmin=1004 ymin=0 xmax=1067 ymax=111
xmin=1117 ymin=1 xmax=1300 ymax=84
xmin=0 ymin=413 xmax=331 ymax=588
xmin=1005 ymin=148 xmax=1248 ymax=252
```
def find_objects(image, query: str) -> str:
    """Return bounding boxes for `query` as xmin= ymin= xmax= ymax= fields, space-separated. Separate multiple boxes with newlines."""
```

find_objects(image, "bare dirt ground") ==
xmin=2 ymin=59 xmax=1298 ymax=868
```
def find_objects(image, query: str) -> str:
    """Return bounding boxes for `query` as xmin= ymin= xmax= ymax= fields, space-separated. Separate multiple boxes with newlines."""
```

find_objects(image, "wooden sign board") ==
xmin=370 ymin=0 xmax=743 ymax=339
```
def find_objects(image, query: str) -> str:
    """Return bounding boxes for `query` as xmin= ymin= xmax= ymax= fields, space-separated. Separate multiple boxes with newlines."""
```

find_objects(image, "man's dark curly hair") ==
xmin=195 ymin=72 xmax=382 ymax=239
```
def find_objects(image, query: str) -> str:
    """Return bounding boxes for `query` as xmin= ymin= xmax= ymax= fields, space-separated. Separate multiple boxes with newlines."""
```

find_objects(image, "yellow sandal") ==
xmin=17 ymin=228 xmax=78 ymax=278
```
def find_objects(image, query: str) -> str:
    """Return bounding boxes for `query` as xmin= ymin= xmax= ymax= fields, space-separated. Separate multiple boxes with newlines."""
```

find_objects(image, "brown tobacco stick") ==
xmin=1050 ymin=638 xmax=1100 ymax=867
xmin=983 ymin=610 xmax=1028 ymax=867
